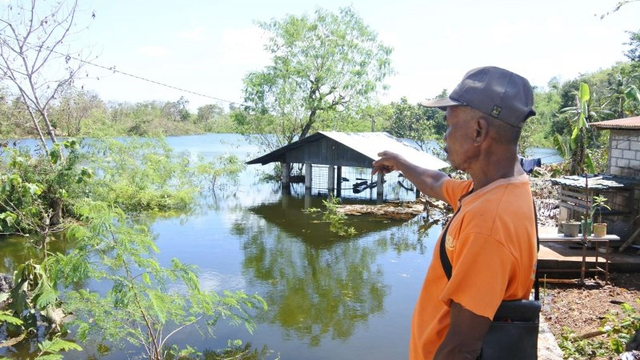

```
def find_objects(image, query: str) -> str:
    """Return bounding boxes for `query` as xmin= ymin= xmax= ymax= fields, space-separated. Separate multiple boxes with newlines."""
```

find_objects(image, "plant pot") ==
xmin=593 ymin=223 xmax=607 ymax=237
xmin=562 ymin=222 xmax=580 ymax=237
xmin=581 ymin=220 xmax=592 ymax=236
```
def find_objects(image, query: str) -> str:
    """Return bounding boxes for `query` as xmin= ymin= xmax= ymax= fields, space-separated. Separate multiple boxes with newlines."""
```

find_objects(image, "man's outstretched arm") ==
xmin=372 ymin=150 xmax=449 ymax=202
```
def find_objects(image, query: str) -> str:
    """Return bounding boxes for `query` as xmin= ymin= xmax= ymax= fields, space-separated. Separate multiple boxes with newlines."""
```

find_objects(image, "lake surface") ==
xmin=0 ymin=134 xmax=559 ymax=359
xmin=0 ymin=134 xmax=441 ymax=360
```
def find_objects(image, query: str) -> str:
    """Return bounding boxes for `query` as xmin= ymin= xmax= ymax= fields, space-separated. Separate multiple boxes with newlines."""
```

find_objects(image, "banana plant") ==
xmin=558 ymin=82 xmax=600 ymax=175
xmin=558 ymin=82 xmax=602 ymax=243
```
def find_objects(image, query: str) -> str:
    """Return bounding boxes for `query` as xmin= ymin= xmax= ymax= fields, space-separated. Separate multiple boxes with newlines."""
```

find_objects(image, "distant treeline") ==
xmin=1 ymin=62 xmax=638 ymax=153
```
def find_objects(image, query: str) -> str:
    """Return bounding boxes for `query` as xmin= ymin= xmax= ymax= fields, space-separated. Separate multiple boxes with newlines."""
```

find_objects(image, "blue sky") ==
xmin=75 ymin=0 xmax=639 ymax=111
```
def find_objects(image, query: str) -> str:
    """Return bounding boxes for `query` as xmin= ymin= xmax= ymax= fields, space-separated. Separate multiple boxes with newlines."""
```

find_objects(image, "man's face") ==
xmin=443 ymin=106 xmax=479 ymax=172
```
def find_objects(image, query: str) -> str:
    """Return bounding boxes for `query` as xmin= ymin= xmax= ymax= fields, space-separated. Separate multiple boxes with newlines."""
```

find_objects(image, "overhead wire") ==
xmin=1 ymin=33 xmax=252 ymax=108
xmin=64 ymin=51 xmax=251 ymax=108
xmin=72 ymin=53 xmax=251 ymax=108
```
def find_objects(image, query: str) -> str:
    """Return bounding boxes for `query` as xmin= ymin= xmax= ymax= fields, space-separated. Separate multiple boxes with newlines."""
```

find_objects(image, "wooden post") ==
xmin=305 ymin=163 xmax=312 ymax=191
xmin=336 ymin=166 xmax=342 ymax=198
xmin=281 ymin=162 xmax=290 ymax=195
xmin=304 ymin=163 xmax=312 ymax=209
xmin=376 ymin=172 xmax=384 ymax=204
xmin=328 ymin=165 xmax=335 ymax=196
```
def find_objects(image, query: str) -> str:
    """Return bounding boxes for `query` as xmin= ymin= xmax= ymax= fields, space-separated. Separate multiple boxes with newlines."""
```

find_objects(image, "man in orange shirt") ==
xmin=372 ymin=66 xmax=538 ymax=360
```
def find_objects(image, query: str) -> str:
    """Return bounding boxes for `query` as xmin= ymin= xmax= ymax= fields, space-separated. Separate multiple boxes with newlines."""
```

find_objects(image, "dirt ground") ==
xmin=541 ymin=273 xmax=640 ymax=358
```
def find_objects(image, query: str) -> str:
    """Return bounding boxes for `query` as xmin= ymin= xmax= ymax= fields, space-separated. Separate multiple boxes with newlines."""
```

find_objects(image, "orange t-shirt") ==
xmin=409 ymin=175 xmax=537 ymax=360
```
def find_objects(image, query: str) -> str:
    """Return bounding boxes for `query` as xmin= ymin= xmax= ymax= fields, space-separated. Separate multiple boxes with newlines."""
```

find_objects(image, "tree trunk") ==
xmin=300 ymin=109 xmax=317 ymax=140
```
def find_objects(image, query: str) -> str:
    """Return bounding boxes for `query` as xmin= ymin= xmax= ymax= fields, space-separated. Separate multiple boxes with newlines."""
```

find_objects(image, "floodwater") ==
xmin=0 ymin=134 xmax=442 ymax=360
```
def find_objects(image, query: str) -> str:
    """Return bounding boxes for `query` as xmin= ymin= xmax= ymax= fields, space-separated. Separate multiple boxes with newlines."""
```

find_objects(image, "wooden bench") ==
xmin=539 ymin=233 xmax=620 ymax=283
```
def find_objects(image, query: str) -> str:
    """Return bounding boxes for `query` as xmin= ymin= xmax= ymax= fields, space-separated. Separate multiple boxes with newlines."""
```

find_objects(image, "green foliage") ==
xmin=2 ymin=258 xmax=70 ymax=357
xmin=54 ymin=199 xmax=267 ymax=360
xmin=82 ymin=138 xmax=204 ymax=213
xmin=234 ymin=6 xmax=393 ymax=152
xmin=0 ymin=139 xmax=90 ymax=235
xmin=557 ymin=82 xmax=604 ymax=175
xmin=317 ymin=196 xmax=356 ymax=237
xmin=201 ymin=341 xmax=276 ymax=360
xmin=624 ymin=29 xmax=640 ymax=62
xmin=0 ymin=310 xmax=23 ymax=326
xmin=1 ymin=137 xmax=233 ymax=231
xmin=558 ymin=301 xmax=640 ymax=359
xmin=590 ymin=195 xmax=611 ymax=223
xmin=34 ymin=336 xmax=82 ymax=360
xmin=557 ymin=327 xmax=609 ymax=359
xmin=1 ymin=136 xmax=252 ymax=359
xmin=600 ymin=301 xmax=640 ymax=354
xmin=202 ymin=154 xmax=245 ymax=193
xmin=519 ymin=83 xmax=561 ymax=152
xmin=383 ymin=96 xmax=445 ymax=151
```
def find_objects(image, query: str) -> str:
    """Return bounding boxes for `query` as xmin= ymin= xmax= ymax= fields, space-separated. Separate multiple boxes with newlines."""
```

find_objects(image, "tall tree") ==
xmin=385 ymin=97 xmax=441 ymax=151
xmin=624 ymin=30 xmax=640 ymax=62
xmin=196 ymin=103 xmax=225 ymax=124
xmin=604 ymin=72 xmax=640 ymax=117
xmin=234 ymin=6 xmax=393 ymax=152
xmin=0 ymin=0 xmax=91 ymax=154
xmin=50 ymin=87 xmax=105 ymax=136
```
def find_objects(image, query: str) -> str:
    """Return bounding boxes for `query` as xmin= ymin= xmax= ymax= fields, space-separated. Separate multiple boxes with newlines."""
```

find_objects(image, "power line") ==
xmin=70 ymin=53 xmax=251 ymax=108
xmin=2 ymin=33 xmax=251 ymax=108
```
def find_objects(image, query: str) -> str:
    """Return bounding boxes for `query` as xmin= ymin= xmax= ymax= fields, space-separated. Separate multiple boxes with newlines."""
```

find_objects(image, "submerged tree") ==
xmin=234 ymin=6 xmax=394 ymax=153
xmin=0 ymin=0 xmax=93 ymax=154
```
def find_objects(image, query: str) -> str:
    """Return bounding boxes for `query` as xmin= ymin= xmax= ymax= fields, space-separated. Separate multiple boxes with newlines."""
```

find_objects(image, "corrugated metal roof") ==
xmin=246 ymin=131 xmax=450 ymax=170
xmin=591 ymin=116 xmax=640 ymax=130
xmin=549 ymin=175 xmax=640 ymax=189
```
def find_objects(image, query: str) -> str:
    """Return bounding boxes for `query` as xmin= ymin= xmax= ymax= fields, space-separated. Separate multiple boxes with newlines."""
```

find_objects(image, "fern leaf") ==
xmin=149 ymin=292 xmax=167 ymax=324
xmin=0 ymin=311 xmax=23 ymax=325
xmin=36 ymin=288 xmax=58 ymax=309
xmin=34 ymin=355 xmax=63 ymax=360
xmin=38 ymin=338 xmax=82 ymax=354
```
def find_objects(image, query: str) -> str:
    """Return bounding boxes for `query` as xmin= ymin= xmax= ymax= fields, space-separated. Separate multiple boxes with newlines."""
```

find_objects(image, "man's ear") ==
xmin=474 ymin=117 xmax=489 ymax=145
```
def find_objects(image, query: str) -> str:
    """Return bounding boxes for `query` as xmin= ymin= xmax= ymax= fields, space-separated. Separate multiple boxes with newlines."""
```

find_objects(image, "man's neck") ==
xmin=469 ymin=155 xmax=522 ymax=190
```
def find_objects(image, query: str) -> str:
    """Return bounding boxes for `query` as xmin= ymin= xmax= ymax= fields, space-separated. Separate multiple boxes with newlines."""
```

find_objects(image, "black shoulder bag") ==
xmin=439 ymin=201 xmax=541 ymax=360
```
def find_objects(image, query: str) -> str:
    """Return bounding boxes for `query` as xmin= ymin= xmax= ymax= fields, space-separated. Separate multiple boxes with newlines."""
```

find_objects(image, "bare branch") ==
xmin=0 ymin=0 xmax=89 ymax=152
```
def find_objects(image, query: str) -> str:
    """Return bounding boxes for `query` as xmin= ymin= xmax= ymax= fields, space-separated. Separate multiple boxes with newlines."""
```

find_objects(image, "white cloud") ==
xmin=179 ymin=26 xmax=206 ymax=42
xmin=137 ymin=45 xmax=169 ymax=58
xmin=219 ymin=27 xmax=271 ymax=66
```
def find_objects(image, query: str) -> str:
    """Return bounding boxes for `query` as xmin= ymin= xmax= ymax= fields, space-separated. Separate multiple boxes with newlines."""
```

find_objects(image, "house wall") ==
xmin=606 ymin=129 xmax=640 ymax=234
xmin=608 ymin=129 xmax=640 ymax=178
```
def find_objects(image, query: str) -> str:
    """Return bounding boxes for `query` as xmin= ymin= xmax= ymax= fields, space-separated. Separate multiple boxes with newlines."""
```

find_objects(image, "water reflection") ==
xmin=233 ymin=195 xmax=424 ymax=347
xmin=0 ymin=234 xmax=70 ymax=274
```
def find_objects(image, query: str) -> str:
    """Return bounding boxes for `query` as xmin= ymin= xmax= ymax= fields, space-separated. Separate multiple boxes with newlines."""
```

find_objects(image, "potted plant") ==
xmin=562 ymin=219 xmax=581 ymax=237
xmin=591 ymin=195 xmax=611 ymax=237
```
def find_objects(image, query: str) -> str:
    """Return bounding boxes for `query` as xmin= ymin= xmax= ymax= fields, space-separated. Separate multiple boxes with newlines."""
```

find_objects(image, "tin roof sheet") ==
xmin=246 ymin=131 xmax=450 ymax=170
xmin=549 ymin=175 xmax=640 ymax=189
xmin=590 ymin=116 xmax=640 ymax=130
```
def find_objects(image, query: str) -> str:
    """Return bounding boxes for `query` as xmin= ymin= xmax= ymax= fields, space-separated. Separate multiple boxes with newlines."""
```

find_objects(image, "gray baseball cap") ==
xmin=420 ymin=66 xmax=536 ymax=128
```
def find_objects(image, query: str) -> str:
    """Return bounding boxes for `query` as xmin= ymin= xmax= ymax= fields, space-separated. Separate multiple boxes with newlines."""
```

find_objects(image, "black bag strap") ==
xmin=439 ymin=199 xmax=540 ymax=301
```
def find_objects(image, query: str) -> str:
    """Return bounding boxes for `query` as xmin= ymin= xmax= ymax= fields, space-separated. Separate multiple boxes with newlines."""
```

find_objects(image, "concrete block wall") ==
xmin=607 ymin=129 xmax=640 ymax=232
xmin=608 ymin=130 xmax=640 ymax=178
